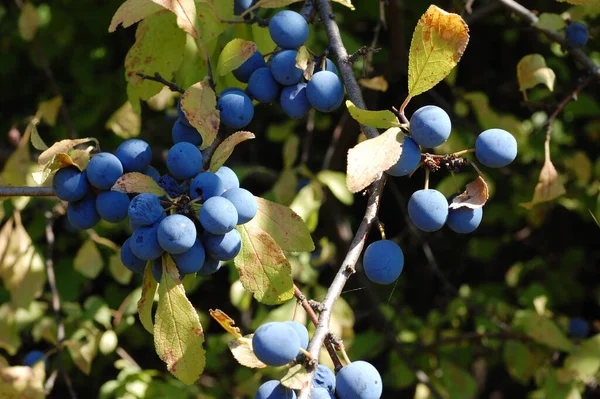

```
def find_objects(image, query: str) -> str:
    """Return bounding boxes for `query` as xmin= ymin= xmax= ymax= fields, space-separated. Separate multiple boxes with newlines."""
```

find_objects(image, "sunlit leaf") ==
xmin=520 ymin=157 xmax=566 ymax=209
xmin=151 ymin=0 xmax=198 ymax=38
xmin=37 ymin=138 xmax=98 ymax=166
xmin=317 ymin=170 xmax=354 ymax=206
xmin=295 ymin=46 xmax=312 ymax=73
xmin=513 ymin=310 xmax=574 ymax=352
xmin=74 ymin=240 xmax=104 ymax=279
xmin=112 ymin=172 xmax=167 ymax=197
xmin=217 ymin=39 xmax=257 ymax=77
xmin=105 ymin=101 xmax=141 ymax=139
xmin=346 ymin=100 xmax=400 ymax=129
xmin=37 ymin=96 xmax=63 ymax=127
xmin=209 ymin=131 xmax=255 ymax=172
xmin=0 ymin=304 xmax=20 ymax=355
xmin=228 ymin=334 xmax=268 ymax=368
xmin=0 ymin=365 xmax=45 ymax=399
xmin=181 ymin=78 xmax=220 ymax=150
xmin=66 ymin=333 xmax=98 ymax=375
xmin=109 ymin=253 xmax=133 ymax=285
xmin=8 ymin=246 xmax=46 ymax=309
xmin=534 ymin=13 xmax=567 ymax=30
xmin=138 ymin=263 xmax=158 ymax=334
xmin=517 ymin=54 xmax=556 ymax=96
xmin=209 ymin=309 xmax=242 ymax=339
xmin=359 ymin=76 xmax=389 ymax=92
xmin=28 ymin=123 xmax=47 ymax=151
xmin=280 ymin=364 xmax=310 ymax=390
xmin=18 ymin=2 xmax=40 ymax=41
xmin=564 ymin=334 xmax=600 ymax=379
xmin=109 ymin=0 xmax=163 ymax=32
xmin=449 ymin=176 xmax=489 ymax=209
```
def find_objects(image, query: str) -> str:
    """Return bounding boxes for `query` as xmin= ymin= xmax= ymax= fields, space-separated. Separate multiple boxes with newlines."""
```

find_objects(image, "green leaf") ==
xmin=534 ymin=13 xmax=567 ymax=30
xmin=252 ymin=197 xmax=315 ymax=252
xmin=439 ymin=359 xmax=477 ymax=399
xmin=503 ymin=340 xmax=540 ymax=384
xmin=109 ymin=253 xmax=133 ymax=285
xmin=18 ymin=2 xmax=40 ymax=41
xmin=517 ymin=54 xmax=556 ymax=95
xmin=273 ymin=169 xmax=297 ymax=205
xmin=283 ymin=134 xmax=299 ymax=170
xmin=74 ymin=240 xmax=104 ymax=279
xmin=151 ymin=0 xmax=198 ymax=38
xmin=37 ymin=96 xmax=62 ymax=127
xmin=105 ymin=101 xmax=141 ymax=139
xmin=29 ymin=123 xmax=47 ymax=151
xmin=112 ymin=172 xmax=167 ymax=197
xmin=346 ymin=127 xmax=403 ymax=193
xmin=154 ymin=256 xmax=206 ymax=384
xmin=181 ymin=78 xmax=220 ymax=150
xmin=235 ymin=222 xmax=294 ymax=305
xmin=137 ymin=263 xmax=157 ymax=334
xmin=125 ymin=12 xmax=186 ymax=110
xmin=280 ymin=364 xmax=310 ymax=390
xmin=66 ymin=332 xmax=98 ymax=375
xmin=565 ymin=334 xmax=600 ymax=379
xmin=317 ymin=170 xmax=354 ymax=206
xmin=407 ymin=5 xmax=469 ymax=98
xmin=513 ymin=310 xmax=574 ymax=352
xmin=346 ymin=100 xmax=400 ymax=129
xmin=209 ymin=131 xmax=255 ymax=172
xmin=289 ymin=181 xmax=324 ymax=233
xmin=8 ymin=246 xmax=46 ymax=309
xmin=0 ymin=304 xmax=20 ymax=355
xmin=109 ymin=0 xmax=163 ymax=32
xmin=217 ymin=39 xmax=257 ymax=77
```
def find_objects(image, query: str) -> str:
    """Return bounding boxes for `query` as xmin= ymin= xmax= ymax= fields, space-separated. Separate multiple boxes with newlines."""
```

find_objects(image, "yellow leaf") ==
xmin=36 ymin=96 xmax=63 ymax=127
xmin=154 ymin=256 xmax=206 ymax=384
xmin=181 ymin=78 xmax=220 ymax=150
xmin=295 ymin=46 xmax=312 ymax=73
xmin=18 ymin=2 xmax=40 ymax=41
xmin=346 ymin=127 xmax=403 ymax=193
xmin=228 ymin=335 xmax=267 ymax=368
xmin=209 ymin=309 xmax=242 ymax=339
xmin=517 ymin=54 xmax=556 ymax=95
xmin=332 ymin=0 xmax=355 ymax=10
xmin=216 ymin=39 xmax=257 ymax=77
xmin=74 ymin=240 xmax=104 ymax=279
xmin=151 ymin=0 xmax=198 ymax=38
xmin=521 ymin=153 xmax=566 ymax=209
xmin=359 ymin=76 xmax=389 ymax=92
xmin=0 ymin=366 xmax=45 ymax=399
xmin=111 ymin=172 xmax=167 ymax=197
xmin=407 ymin=5 xmax=469 ymax=98
xmin=449 ymin=176 xmax=489 ymax=210
xmin=37 ymin=138 xmax=99 ymax=166
xmin=105 ymin=101 xmax=141 ymax=139
xmin=137 ymin=264 xmax=157 ymax=334
xmin=281 ymin=364 xmax=311 ymax=390
xmin=109 ymin=0 xmax=163 ymax=32
xmin=209 ymin=131 xmax=255 ymax=172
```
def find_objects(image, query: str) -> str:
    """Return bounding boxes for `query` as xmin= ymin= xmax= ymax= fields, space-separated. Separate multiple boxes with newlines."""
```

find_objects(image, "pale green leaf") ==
xmin=273 ymin=169 xmax=298 ymax=205
xmin=346 ymin=127 xmax=403 ymax=193
xmin=37 ymin=96 xmax=62 ymax=126
xmin=29 ymin=123 xmax=47 ymax=151
xmin=66 ymin=334 xmax=98 ymax=375
xmin=289 ymin=181 xmax=324 ymax=233
xmin=181 ymin=78 xmax=220 ymax=150
xmin=359 ymin=76 xmax=389 ymax=92
xmin=565 ymin=334 xmax=600 ymax=379
xmin=217 ymin=39 xmax=257 ymax=76
xmin=151 ymin=0 xmax=198 ymax=38
xmin=517 ymin=54 xmax=556 ymax=94
xmin=251 ymin=23 xmax=276 ymax=54
xmin=228 ymin=335 xmax=267 ymax=368
xmin=137 ymin=263 xmax=157 ymax=334
xmin=154 ymin=256 xmax=206 ymax=384
xmin=280 ymin=364 xmax=310 ymax=390
xmin=283 ymin=134 xmax=299 ymax=170
xmin=317 ymin=170 xmax=354 ymax=206
xmin=513 ymin=310 xmax=574 ymax=352
xmin=37 ymin=137 xmax=98 ymax=166
xmin=295 ymin=45 xmax=312 ymax=74
xmin=0 ymin=365 xmax=45 ymax=399
xmin=534 ymin=13 xmax=567 ymax=30
xmin=8 ymin=246 xmax=46 ymax=309
xmin=74 ymin=240 xmax=104 ymax=279
xmin=209 ymin=131 xmax=255 ymax=172
xmin=112 ymin=172 xmax=167 ymax=196
xmin=346 ymin=100 xmax=400 ymax=129
xmin=18 ymin=2 xmax=40 ymax=41
xmin=109 ymin=0 xmax=163 ymax=32
xmin=0 ymin=304 xmax=20 ymax=355
xmin=105 ymin=101 xmax=141 ymax=139
xmin=109 ymin=253 xmax=133 ymax=285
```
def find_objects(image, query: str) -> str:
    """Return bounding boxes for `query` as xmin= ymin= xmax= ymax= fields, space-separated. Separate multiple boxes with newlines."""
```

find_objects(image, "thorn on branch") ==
xmin=346 ymin=46 xmax=382 ymax=65
xmin=136 ymin=72 xmax=184 ymax=94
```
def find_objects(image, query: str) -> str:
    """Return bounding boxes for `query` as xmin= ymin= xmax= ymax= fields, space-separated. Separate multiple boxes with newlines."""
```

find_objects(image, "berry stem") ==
xmin=467 ymin=159 xmax=485 ymax=177
xmin=452 ymin=148 xmax=475 ymax=157
xmin=424 ymin=168 xmax=430 ymax=190
xmin=376 ymin=218 xmax=386 ymax=240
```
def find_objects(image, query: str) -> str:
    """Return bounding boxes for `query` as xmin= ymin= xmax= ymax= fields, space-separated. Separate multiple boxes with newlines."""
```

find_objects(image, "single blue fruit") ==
xmin=221 ymin=188 xmax=257 ymax=224
xmin=203 ymin=229 xmax=242 ymax=260
xmin=409 ymin=105 xmax=452 ymax=148
xmin=447 ymin=196 xmax=483 ymax=234
xmin=172 ymin=238 xmax=206 ymax=275
xmin=284 ymin=321 xmax=309 ymax=352
xmin=311 ymin=388 xmax=335 ymax=399
xmin=269 ymin=10 xmax=309 ymax=49
xmin=172 ymin=118 xmax=203 ymax=146
xmin=248 ymin=67 xmax=281 ymax=103
xmin=215 ymin=166 xmax=240 ymax=191
xmin=307 ymin=71 xmax=345 ymax=112
xmin=255 ymin=380 xmax=297 ymax=399
xmin=152 ymin=257 xmax=163 ymax=282
xmin=386 ymin=137 xmax=421 ymax=177
xmin=157 ymin=214 xmax=197 ymax=254
xmin=198 ymin=255 xmax=222 ymax=276
xmin=86 ymin=152 xmax=123 ymax=190
xmin=234 ymin=0 xmax=255 ymax=16
xmin=67 ymin=195 xmax=100 ymax=230
xmin=362 ymin=240 xmax=404 ymax=284
xmin=199 ymin=196 xmax=238 ymax=234
xmin=120 ymin=237 xmax=147 ymax=274
xmin=23 ymin=350 xmax=46 ymax=368
xmin=566 ymin=22 xmax=589 ymax=48
xmin=220 ymin=87 xmax=246 ymax=97
xmin=116 ymin=139 xmax=152 ymax=172
xmin=130 ymin=223 xmax=164 ymax=260
xmin=217 ymin=91 xmax=254 ymax=129
xmin=280 ymin=82 xmax=311 ymax=119
xmin=167 ymin=142 xmax=203 ymax=180
xmin=475 ymin=128 xmax=517 ymax=168
xmin=314 ymin=364 xmax=336 ymax=393
xmin=145 ymin=166 xmax=161 ymax=182
xmin=569 ymin=318 xmax=589 ymax=338
xmin=158 ymin=174 xmax=182 ymax=198
xmin=177 ymin=101 xmax=192 ymax=127
xmin=408 ymin=189 xmax=448 ymax=232
xmin=52 ymin=167 xmax=90 ymax=202
xmin=271 ymin=50 xmax=304 ymax=86
xmin=336 ymin=361 xmax=382 ymax=399
xmin=128 ymin=193 xmax=163 ymax=227
xmin=233 ymin=50 xmax=267 ymax=83
xmin=190 ymin=171 xmax=225 ymax=201
xmin=96 ymin=190 xmax=130 ymax=223
xmin=252 ymin=322 xmax=301 ymax=366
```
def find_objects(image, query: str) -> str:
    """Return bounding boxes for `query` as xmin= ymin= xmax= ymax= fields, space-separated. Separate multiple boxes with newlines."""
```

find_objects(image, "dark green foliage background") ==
xmin=1 ymin=0 xmax=599 ymax=398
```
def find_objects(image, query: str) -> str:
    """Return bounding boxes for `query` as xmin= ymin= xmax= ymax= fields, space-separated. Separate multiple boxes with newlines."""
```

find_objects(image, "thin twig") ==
xmin=136 ymin=72 xmax=185 ymax=94
xmin=0 ymin=186 xmax=54 ymax=197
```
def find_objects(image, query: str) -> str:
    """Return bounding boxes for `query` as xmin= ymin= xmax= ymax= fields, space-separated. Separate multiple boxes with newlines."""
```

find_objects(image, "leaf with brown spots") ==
xmin=209 ymin=131 xmax=255 ymax=172
xmin=216 ymin=39 xmax=258 ymax=77
xmin=180 ymin=78 xmax=220 ymax=150
xmin=137 ymin=263 xmax=156 ymax=334
xmin=449 ymin=176 xmax=489 ymax=210
xmin=154 ymin=255 xmax=205 ymax=384
xmin=112 ymin=172 xmax=167 ymax=197
xmin=407 ymin=5 xmax=469 ymax=98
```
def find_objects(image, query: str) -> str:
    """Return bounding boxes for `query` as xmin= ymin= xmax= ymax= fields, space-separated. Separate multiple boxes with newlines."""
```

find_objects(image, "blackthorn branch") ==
xmin=135 ymin=72 xmax=185 ymax=94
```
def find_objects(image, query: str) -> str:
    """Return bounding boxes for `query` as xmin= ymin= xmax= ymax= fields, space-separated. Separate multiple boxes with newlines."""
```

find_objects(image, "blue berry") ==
xmin=86 ymin=152 xmax=123 ymax=190
xmin=566 ymin=22 xmax=589 ymax=48
xmin=220 ymin=87 xmax=246 ymax=97
xmin=128 ymin=193 xmax=163 ymax=227
xmin=255 ymin=380 xmax=297 ymax=399
xmin=307 ymin=71 xmax=344 ymax=112
xmin=198 ymin=255 xmax=222 ymax=276
xmin=167 ymin=142 xmax=203 ymax=180
xmin=269 ymin=10 xmax=309 ymax=49
xmin=130 ymin=223 xmax=164 ymax=260
xmin=314 ymin=58 xmax=338 ymax=75
xmin=157 ymin=214 xmax=197 ymax=254
xmin=248 ymin=67 xmax=281 ymax=103
xmin=233 ymin=50 xmax=267 ymax=83
xmin=215 ymin=166 xmax=240 ymax=191
xmin=172 ymin=238 xmax=206 ymax=275
xmin=271 ymin=50 xmax=304 ymax=86
xmin=23 ymin=350 xmax=46 ymax=368
xmin=203 ymin=229 xmax=242 ymax=261
xmin=284 ymin=321 xmax=309 ymax=352
xmin=199 ymin=196 xmax=238 ymax=234
xmin=158 ymin=174 xmax=182 ymax=198
xmin=217 ymin=91 xmax=254 ymax=129
xmin=120 ymin=237 xmax=147 ymax=274
xmin=52 ymin=167 xmax=90 ymax=201
xmin=362 ymin=240 xmax=404 ymax=284
xmin=145 ymin=166 xmax=161 ymax=182
xmin=172 ymin=118 xmax=203 ymax=146
xmin=190 ymin=171 xmax=225 ymax=201
xmin=475 ymin=128 xmax=517 ymax=168
xmin=96 ymin=190 xmax=130 ymax=223
xmin=280 ymin=83 xmax=311 ymax=119
xmin=177 ymin=101 xmax=192 ymax=127
xmin=447 ymin=196 xmax=483 ymax=234
xmin=252 ymin=322 xmax=301 ymax=366
xmin=386 ymin=137 xmax=421 ymax=177
xmin=311 ymin=388 xmax=335 ymax=399
xmin=569 ymin=318 xmax=589 ymax=338
xmin=234 ymin=0 xmax=255 ymax=16
xmin=314 ymin=364 xmax=336 ymax=392
xmin=67 ymin=195 xmax=100 ymax=230
xmin=409 ymin=105 xmax=451 ymax=148
xmin=116 ymin=139 xmax=152 ymax=172
xmin=222 ymin=188 xmax=257 ymax=224
xmin=335 ymin=361 xmax=382 ymax=399
xmin=408 ymin=189 xmax=448 ymax=232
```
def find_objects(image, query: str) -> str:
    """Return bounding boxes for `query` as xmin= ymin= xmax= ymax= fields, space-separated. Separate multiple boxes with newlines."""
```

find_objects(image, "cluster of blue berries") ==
xmin=251 ymin=321 xmax=382 ymax=399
